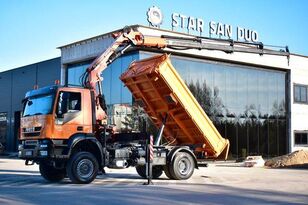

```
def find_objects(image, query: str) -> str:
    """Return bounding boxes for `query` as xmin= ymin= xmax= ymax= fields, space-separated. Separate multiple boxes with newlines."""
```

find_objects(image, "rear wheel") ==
xmin=39 ymin=162 xmax=66 ymax=182
xmin=169 ymin=152 xmax=195 ymax=180
xmin=66 ymin=152 xmax=98 ymax=184
xmin=135 ymin=165 xmax=163 ymax=179
xmin=163 ymin=165 xmax=174 ymax=179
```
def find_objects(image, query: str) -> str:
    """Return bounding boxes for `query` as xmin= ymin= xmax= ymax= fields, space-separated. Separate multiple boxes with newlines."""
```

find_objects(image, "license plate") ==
xmin=25 ymin=151 xmax=33 ymax=156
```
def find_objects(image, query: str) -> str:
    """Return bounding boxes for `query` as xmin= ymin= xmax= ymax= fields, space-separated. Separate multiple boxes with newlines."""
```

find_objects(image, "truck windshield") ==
xmin=23 ymin=94 xmax=54 ymax=117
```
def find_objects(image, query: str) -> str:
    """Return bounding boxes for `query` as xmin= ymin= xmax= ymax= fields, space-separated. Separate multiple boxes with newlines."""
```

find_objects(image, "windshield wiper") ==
xmin=23 ymin=113 xmax=43 ymax=117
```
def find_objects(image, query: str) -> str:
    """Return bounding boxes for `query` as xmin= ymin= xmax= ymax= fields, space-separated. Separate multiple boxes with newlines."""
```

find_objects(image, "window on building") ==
xmin=144 ymin=52 xmax=288 ymax=158
xmin=67 ymin=60 xmax=93 ymax=86
xmin=294 ymin=84 xmax=308 ymax=103
xmin=294 ymin=132 xmax=308 ymax=145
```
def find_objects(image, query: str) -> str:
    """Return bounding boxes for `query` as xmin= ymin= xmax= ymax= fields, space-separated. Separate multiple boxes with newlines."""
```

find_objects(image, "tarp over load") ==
xmin=120 ymin=54 xmax=229 ymax=159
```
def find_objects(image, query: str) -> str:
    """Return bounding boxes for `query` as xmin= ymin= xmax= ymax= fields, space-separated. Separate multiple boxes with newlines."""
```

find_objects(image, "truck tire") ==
xmin=66 ymin=151 xmax=98 ymax=184
xmin=169 ymin=152 xmax=195 ymax=180
xmin=39 ymin=162 xmax=66 ymax=182
xmin=135 ymin=165 xmax=163 ymax=179
xmin=163 ymin=165 xmax=174 ymax=179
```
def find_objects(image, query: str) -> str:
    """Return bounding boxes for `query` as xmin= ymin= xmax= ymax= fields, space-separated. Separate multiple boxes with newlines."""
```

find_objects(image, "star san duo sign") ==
xmin=147 ymin=6 xmax=259 ymax=43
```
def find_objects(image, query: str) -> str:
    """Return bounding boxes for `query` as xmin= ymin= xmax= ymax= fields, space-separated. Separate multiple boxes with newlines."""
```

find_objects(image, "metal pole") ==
xmin=101 ymin=126 xmax=107 ymax=174
xmin=103 ymin=126 xmax=107 ymax=166
xmin=144 ymin=135 xmax=154 ymax=185
xmin=148 ymin=135 xmax=154 ymax=184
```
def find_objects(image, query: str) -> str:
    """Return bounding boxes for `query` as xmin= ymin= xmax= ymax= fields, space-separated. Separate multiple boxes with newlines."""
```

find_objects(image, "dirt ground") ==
xmin=265 ymin=150 xmax=308 ymax=168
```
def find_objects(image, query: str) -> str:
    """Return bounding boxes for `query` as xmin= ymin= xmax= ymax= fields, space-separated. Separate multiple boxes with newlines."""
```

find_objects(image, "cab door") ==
xmin=53 ymin=90 xmax=84 ymax=139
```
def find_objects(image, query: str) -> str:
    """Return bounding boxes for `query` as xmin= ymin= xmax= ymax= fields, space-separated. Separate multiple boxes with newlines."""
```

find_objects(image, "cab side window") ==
xmin=68 ymin=92 xmax=81 ymax=111
xmin=57 ymin=92 xmax=81 ymax=118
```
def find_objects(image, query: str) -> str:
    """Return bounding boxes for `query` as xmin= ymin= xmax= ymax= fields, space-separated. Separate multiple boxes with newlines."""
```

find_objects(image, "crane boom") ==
xmin=82 ymin=27 xmax=290 ymax=123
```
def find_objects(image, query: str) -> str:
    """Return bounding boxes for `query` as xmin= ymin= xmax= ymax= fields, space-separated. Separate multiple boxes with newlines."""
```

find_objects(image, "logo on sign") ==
xmin=147 ymin=6 xmax=163 ymax=27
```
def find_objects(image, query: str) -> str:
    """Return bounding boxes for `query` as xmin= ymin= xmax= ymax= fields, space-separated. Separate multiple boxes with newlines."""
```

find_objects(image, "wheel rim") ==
xmin=77 ymin=159 xmax=94 ymax=179
xmin=177 ymin=157 xmax=191 ymax=175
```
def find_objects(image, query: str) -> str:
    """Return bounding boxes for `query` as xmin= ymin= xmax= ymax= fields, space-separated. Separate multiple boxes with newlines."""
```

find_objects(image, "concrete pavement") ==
xmin=0 ymin=158 xmax=307 ymax=205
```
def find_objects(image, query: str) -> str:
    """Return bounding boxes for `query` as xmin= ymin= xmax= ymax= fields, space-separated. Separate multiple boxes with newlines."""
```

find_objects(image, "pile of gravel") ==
xmin=265 ymin=150 xmax=308 ymax=168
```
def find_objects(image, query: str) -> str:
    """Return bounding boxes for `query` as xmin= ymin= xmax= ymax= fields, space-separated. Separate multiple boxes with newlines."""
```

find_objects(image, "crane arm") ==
xmin=82 ymin=27 xmax=289 ymax=123
xmin=84 ymin=27 xmax=290 ymax=92
xmin=82 ymin=29 xmax=166 ymax=90
xmin=81 ymin=28 xmax=168 ymax=123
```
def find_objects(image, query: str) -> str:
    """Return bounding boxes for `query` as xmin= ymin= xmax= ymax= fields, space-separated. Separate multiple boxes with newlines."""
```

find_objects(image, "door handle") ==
xmin=77 ymin=126 xmax=83 ymax=131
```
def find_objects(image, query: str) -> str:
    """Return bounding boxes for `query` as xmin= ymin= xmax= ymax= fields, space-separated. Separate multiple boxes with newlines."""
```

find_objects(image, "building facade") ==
xmin=1 ymin=25 xmax=308 ymax=158
xmin=0 ymin=58 xmax=61 ymax=152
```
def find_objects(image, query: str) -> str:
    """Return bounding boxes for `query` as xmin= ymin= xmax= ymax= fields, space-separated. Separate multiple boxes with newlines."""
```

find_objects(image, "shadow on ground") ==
xmin=0 ymin=178 xmax=307 ymax=205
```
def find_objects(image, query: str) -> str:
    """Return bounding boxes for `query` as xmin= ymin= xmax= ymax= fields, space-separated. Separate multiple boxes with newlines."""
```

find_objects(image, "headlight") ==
xmin=18 ymin=144 xmax=23 ymax=150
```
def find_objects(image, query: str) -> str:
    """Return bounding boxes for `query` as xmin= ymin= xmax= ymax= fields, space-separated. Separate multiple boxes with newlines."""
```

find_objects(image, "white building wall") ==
xmin=289 ymin=55 xmax=308 ymax=152
xmin=60 ymin=34 xmax=114 ymax=64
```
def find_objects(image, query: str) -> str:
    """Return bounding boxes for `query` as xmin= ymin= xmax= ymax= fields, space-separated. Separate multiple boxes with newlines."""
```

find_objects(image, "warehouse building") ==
xmin=0 ymin=58 xmax=61 ymax=152
xmin=1 ymin=25 xmax=308 ymax=159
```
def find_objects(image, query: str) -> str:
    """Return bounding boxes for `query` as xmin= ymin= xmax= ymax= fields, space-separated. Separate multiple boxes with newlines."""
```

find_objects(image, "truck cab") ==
xmin=19 ymin=85 xmax=95 ymax=160
xmin=19 ymin=85 xmax=116 ymax=183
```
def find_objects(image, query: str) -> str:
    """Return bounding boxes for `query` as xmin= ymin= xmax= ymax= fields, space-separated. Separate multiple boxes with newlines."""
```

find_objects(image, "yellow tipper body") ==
xmin=120 ymin=54 xmax=229 ymax=159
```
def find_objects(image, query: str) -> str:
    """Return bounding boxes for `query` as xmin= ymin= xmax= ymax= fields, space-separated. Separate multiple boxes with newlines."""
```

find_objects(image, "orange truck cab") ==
xmin=19 ymin=85 xmax=93 ymax=159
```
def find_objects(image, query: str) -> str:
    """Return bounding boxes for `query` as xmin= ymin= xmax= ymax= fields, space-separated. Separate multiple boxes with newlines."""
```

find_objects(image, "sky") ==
xmin=0 ymin=0 xmax=308 ymax=72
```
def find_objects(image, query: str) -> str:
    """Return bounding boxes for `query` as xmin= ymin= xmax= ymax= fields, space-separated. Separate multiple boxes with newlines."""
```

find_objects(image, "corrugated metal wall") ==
xmin=0 ymin=57 xmax=61 ymax=152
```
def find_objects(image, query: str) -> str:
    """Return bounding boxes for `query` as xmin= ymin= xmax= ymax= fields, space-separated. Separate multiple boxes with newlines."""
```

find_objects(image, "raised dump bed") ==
xmin=120 ymin=54 xmax=229 ymax=159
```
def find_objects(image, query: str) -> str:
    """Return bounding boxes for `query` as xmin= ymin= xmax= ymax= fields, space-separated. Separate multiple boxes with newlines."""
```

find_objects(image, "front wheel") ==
xmin=39 ymin=162 xmax=66 ymax=182
xmin=66 ymin=152 xmax=99 ymax=184
xmin=169 ymin=152 xmax=195 ymax=180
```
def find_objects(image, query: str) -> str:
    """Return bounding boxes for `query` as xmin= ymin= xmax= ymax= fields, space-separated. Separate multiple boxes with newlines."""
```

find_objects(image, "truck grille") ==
xmin=22 ymin=127 xmax=42 ymax=137
xmin=24 ymin=132 xmax=40 ymax=137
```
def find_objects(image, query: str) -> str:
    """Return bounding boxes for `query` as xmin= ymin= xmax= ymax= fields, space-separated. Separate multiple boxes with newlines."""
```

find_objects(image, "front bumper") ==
xmin=18 ymin=140 xmax=50 ymax=159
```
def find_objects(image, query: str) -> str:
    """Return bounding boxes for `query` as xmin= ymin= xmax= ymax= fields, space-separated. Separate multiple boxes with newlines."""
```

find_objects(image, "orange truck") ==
xmin=18 ymin=27 xmax=287 ymax=184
